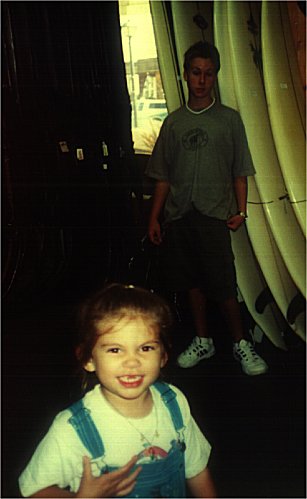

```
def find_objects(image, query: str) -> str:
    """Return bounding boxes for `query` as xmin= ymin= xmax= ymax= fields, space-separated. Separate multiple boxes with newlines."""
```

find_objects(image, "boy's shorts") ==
xmin=160 ymin=209 xmax=237 ymax=302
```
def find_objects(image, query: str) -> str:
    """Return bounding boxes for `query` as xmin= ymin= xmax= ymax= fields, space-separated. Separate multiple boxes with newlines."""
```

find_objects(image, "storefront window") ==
xmin=119 ymin=0 xmax=168 ymax=154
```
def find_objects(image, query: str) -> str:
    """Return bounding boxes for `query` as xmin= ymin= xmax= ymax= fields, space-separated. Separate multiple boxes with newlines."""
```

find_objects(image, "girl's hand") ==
xmin=75 ymin=455 xmax=142 ymax=498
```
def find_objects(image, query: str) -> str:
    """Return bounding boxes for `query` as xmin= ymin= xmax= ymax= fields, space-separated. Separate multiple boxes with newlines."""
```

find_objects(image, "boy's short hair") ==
xmin=184 ymin=41 xmax=221 ymax=74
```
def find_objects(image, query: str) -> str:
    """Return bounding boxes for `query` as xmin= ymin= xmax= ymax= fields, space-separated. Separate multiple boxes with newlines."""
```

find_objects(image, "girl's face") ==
xmin=84 ymin=315 xmax=167 ymax=415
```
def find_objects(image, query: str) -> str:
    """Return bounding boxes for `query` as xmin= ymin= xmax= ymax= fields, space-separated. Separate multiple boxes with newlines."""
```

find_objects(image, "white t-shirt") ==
xmin=19 ymin=383 xmax=212 ymax=497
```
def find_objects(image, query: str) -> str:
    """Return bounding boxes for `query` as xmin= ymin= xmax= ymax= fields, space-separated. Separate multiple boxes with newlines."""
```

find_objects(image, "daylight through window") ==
xmin=118 ymin=0 xmax=168 ymax=154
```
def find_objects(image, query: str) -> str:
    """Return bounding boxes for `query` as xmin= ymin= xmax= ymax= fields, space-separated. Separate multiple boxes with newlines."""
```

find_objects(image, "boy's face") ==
xmin=84 ymin=315 xmax=167 ymax=414
xmin=184 ymin=57 xmax=216 ymax=105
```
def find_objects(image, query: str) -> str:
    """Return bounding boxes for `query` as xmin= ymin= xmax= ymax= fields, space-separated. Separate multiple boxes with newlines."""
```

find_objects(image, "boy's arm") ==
xmin=187 ymin=467 xmax=217 ymax=498
xmin=148 ymin=179 xmax=170 ymax=245
xmin=227 ymin=175 xmax=248 ymax=231
xmin=233 ymin=175 xmax=248 ymax=214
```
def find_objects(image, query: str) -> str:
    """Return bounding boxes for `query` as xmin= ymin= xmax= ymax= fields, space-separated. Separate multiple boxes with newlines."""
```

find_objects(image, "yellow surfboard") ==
xmin=150 ymin=1 xmax=183 ymax=113
xmin=153 ymin=0 xmax=290 ymax=347
xmin=261 ymin=0 xmax=306 ymax=235
xmin=214 ymin=0 xmax=304 ymax=344
xmin=227 ymin=0 xmax=305 ymax=297
xmin=171 ymin=1 xmax=215 ymax=102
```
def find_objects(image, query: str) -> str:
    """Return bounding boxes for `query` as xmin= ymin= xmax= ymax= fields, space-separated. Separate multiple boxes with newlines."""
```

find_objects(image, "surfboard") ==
xmin=214 ymin=0 xmax=305 ymax=343
xmin=171 ymin=1 xmax=215 ymax=103
xmin=214 ymin=1 xmax=304 ymax=345
xmin=227 ymin=0 xmax=306 ymax=298
xmin=150 ymin=1 xmax=183 ymax=114
xmin=247 ymin=177 xmax=305 ymax=342
xmin=282 ymin=1 xmax=306 ymax=130
xmin=261 ymin=0 xmax=306 ymax=236
xmin=286 ymin=0 xmax=306 ymax=96
xmin=161 ymin=0 xmax=288 ymax=348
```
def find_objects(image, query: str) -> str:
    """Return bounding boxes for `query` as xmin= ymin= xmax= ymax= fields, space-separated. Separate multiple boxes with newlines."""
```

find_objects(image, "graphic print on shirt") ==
xmin=182 ymin=128 xmax=208 ymax=150
xmin=137 ymin=445 xmax=169 ymax=464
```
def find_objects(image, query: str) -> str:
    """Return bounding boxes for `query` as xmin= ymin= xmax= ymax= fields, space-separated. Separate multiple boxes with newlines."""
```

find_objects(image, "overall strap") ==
xmin=68 ymin=400 xmax=105 ymax=459
xmin=153 ymin=381 xmax=184 ymax=433
xmin=68 ymin=383 xmax=184 ymax=458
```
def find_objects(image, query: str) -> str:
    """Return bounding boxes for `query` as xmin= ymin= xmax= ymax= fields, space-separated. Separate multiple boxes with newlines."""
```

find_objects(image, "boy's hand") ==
xmin=75 ymin=455 xmax=142 ymax=498
xmin=226 ymin=214 xmax=245 ymax=231
xmin=148 ymin=219 xmax=163 ymax=245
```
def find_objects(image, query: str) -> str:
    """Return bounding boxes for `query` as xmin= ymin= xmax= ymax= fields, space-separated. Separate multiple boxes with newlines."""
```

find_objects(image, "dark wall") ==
xmin=3 ymin=1 xmax=141 ymax=307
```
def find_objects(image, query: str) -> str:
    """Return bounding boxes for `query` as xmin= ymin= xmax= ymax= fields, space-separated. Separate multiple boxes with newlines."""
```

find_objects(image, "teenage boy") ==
xmin=145 ymin=41 xmax=268 ymax=376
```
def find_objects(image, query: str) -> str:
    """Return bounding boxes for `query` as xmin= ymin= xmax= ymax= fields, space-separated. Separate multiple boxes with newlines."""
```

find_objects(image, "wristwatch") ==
xmin=237 ymin=211 xmax=248 ymax=219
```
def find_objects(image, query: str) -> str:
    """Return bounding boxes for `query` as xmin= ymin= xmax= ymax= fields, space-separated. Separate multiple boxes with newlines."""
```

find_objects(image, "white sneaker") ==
xmin=177 ymin=336 xmax=215 ymax=368
xmin=233 ymin=339 xmax=268 ymax=376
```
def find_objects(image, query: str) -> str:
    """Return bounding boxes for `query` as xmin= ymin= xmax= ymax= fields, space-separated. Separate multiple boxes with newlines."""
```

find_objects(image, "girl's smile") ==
xmin=118 ymin=375 xmax=144 ymax=388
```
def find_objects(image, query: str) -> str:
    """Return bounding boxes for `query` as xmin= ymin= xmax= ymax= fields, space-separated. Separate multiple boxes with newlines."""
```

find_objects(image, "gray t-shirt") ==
xmin=145 ymin=102 xmax=255 ymax=222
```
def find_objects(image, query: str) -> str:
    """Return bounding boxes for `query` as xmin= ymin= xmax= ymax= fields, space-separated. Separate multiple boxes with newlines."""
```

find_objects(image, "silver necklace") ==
xmin=186 ymin=97 xmax=216 ymax=114
xmin=125 ymin=402 xmax=159 ymax=448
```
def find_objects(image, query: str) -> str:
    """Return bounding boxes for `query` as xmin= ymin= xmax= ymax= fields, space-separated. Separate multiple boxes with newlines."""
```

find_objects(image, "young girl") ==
xmin=19 ymin=283 xmax=216 ymax=498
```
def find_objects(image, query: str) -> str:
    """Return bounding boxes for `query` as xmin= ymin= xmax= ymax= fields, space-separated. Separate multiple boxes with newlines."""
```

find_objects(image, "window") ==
xmin=118 ymin=0 xmax=168 ymax=154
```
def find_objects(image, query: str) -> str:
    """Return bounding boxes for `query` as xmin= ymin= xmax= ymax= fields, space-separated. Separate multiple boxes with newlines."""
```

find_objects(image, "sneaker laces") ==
xmin=235 ymin=340 xmax=262 ymax=363
xmin=183 ymin=337 xmax=210 ymax=357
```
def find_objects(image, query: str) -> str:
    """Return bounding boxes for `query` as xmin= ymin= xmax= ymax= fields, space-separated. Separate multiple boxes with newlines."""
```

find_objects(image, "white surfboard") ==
xmin=261 ymin=0 xmax=306 ymax=236
xmin=280 ymin=2 xmax=306 ymax=131
xmin=171 ymin=1 xmax=215 ymax=103
xmin=247 ymin=177 xmax=305 ymax=342
xmin=153 ymin=0 xmax=288 ymax=348
xmin=214 ymin=0 xmax=304 ymax=343
xmin=227 ymin=1 xmax=306 ymax=298
xmin=214 ymin=1 xmax=304 ymax=344
xmin=150 ymin=1 xmax=183 ymax=114
xmin=286 ymin=1 xmax=306 ymax=104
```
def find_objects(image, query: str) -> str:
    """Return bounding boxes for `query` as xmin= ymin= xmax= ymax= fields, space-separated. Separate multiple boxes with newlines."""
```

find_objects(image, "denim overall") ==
xmin=68 ymin=381 xmax=187 ymax=497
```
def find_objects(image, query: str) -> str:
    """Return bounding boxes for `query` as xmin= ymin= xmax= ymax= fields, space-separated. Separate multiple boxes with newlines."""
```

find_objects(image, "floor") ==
xmin=2 ymin=276 xmax=306 ymax=498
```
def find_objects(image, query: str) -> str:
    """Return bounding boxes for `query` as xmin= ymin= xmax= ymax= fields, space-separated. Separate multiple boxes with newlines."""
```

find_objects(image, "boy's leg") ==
xmin=220 ymin=296 xmax=268 ymax=376
xmin=177 ymin=287 xmax=215 ymax=368
xmin=188 ymin=287 xmax=210 ymax=338
xmin=219 ymin=296 xmax=244 ymax=343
